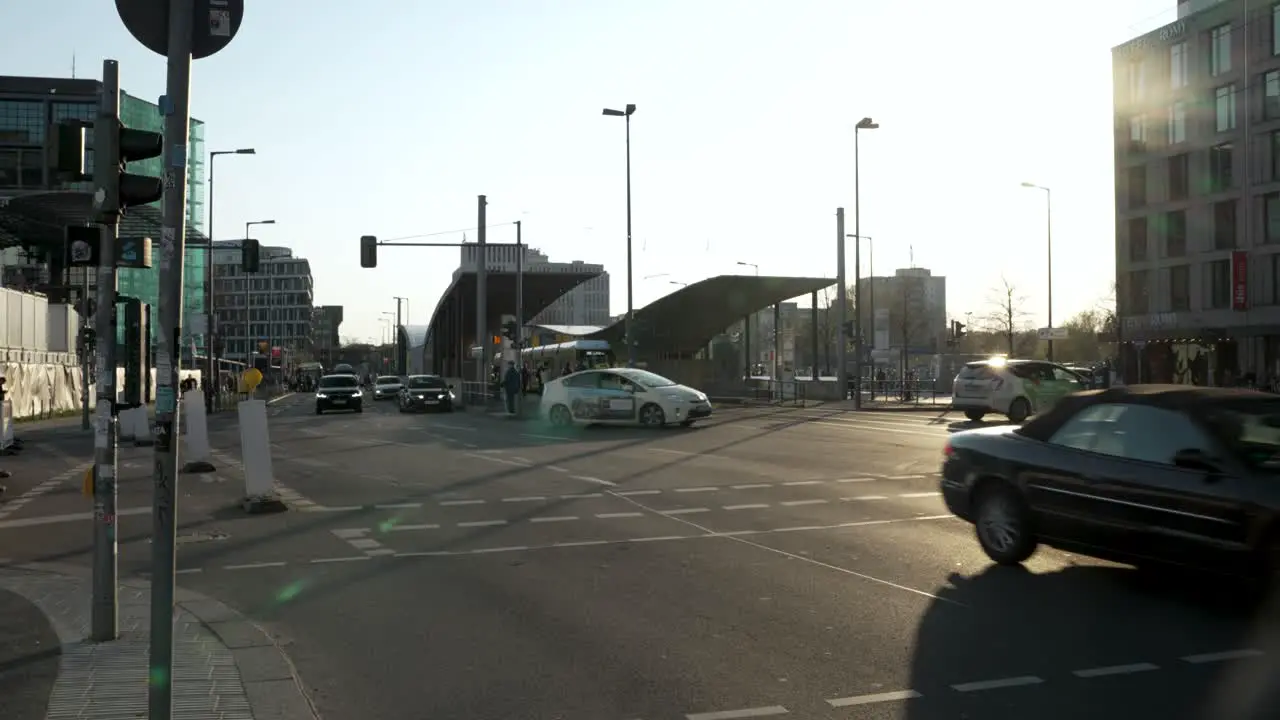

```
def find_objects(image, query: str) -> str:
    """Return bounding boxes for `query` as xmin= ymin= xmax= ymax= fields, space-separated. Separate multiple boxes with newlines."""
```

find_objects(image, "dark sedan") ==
xmin=315 ymin=374 xmax=364 ymax=414
xmin=398 ymin=375 xmax=455 ymax=413
xmin=941 ymin=384 xmax=1280 ymax=582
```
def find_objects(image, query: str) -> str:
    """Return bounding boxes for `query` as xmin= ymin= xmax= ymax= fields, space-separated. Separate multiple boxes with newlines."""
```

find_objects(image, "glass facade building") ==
xmin=0 ymin=77 xmax=207 ymax=348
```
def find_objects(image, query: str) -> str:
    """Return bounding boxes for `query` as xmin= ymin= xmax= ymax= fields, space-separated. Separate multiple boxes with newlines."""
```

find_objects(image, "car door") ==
xmin=595 ymin=372 xmax=640 ymax=422
xmin=1019 ymin=405 xmax=1114 ymax=541
xmin=561 ymin=372 xmax=604 ymax=420
xmin=1079 ymin=403 xmax=1252 ymax=563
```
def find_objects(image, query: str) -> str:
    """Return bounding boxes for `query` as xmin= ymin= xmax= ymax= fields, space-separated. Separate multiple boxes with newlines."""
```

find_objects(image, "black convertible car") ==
xmin=941 ymin=385 xmax=1280 ymax=581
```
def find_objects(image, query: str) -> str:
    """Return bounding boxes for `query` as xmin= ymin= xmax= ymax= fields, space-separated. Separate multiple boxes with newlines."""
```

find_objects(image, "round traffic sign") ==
xmin=115 ymin=0 xmax=244 ymax=60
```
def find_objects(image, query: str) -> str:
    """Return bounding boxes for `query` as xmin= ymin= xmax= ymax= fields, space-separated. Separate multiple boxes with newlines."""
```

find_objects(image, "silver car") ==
xmin=373 ymin=375 xmax=404 ymax=401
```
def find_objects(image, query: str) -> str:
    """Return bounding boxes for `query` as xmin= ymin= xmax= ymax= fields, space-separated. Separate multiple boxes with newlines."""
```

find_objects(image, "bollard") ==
xmin=0 ymin=399 xmax=13 ymax=454
xmin=180 ymin=390 xmax=215 ymax=473
xmin=128 ymin=407 xmax=154 ymax=447
xmin=237 ymin=399 xmax=285 ymax=513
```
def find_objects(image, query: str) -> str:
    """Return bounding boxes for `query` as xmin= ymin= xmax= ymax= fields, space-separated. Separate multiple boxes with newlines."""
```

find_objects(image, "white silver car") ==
xmin=373 ymin=375 xmax=404 ymax=401
xmin=539 ymin=368 xmax=712 ymax=428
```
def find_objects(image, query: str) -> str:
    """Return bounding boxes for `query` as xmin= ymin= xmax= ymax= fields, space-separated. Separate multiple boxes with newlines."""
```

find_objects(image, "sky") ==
xmin=1 ymin=0 xmax=1180 ymax=344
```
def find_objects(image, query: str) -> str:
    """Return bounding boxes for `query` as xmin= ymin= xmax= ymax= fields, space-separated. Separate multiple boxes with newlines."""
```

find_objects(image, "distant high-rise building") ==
xmin=457 ymin=243 xmax=610 ymax=325
xmin=211 ymin=241 xmax=314 ymax=367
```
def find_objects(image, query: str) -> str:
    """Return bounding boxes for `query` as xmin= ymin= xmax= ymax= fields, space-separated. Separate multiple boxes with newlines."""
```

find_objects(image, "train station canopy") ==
xmin=586 ymin=274 xmax=834 ymax=356
xmin=424 ymin=269 xmax=602 ymax=350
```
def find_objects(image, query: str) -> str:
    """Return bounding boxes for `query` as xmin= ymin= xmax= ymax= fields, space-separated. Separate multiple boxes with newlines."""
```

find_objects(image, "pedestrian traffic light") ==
xmin=501 ymin=320 xmax=518 ymax=342
xmin=242 ymin=238 xmax=260 ymax=272
xmin=360 ymin=235 xmax=378 ymax=268
xmin=95 ymin=113 xmax=164 ymax=217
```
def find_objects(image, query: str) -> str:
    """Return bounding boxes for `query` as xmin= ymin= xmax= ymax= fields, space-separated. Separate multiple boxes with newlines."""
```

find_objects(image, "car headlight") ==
xmin=315 ymin=393 xmax=328 ymax=399
xmin=352 ymin=391 xmax=363 ymax=397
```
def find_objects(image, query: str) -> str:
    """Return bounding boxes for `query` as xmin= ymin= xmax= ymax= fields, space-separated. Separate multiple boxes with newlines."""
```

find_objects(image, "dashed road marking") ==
xmin=843 ymin=495 xmax=888 ymax=501
xmin=1182 ymin=649 xmax=1264 ymax=663
xmin=530 ymin=516 xmax=578 ymax=523
xmin=827 ymin=690 xmax=922 ymax=707
xmin=458 ymin=519 xmax=506 ymax=527
xmin=0 ymin=461 xmax=93 ymax=520
xmin=570 ymin=475 xmax=615 ymax=486
xmin=503 ymin=496 xmax=545 ymax=503
xmin=952 ymin=676 xmax=1044 ymax=692
xmin=661 ymin=507 xmax=711 ymax=515
xmin=596 ymin=512 xmax=643 ymax=519
xmin=724 ymin=504 xmax=768 ymax=511
xmin=615 ymin=489 xmax=661 ymax=496
xmin=376 ymin=502 xmax=423 ymax=509
xmin=223 ymin=561 xmax=286 ymax=571
xmin=687 ymin=705 xmax=789 ymax=720
xmin=1072 ymin=663 xmax=1160 ymax=678
xmin=780 ymin=499 xmax=828 ymax=507
xmin=439 ymin=499 xmax=484 ymax=506
xmin=675 ymin=486 xmax=718 ymax=493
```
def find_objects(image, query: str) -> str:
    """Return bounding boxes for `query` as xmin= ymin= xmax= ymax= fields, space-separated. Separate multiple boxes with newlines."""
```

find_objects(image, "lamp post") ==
xmin=1021 ymin=181 xmax=1054 ymax=361
xmin=206 ymin=148 xmax=254 ymax=394
xmin=847 ymin=234 xmax=874 ymax=365
xmin=244 ymin=219 xmax=275 ymax=374
xmin=602 ymin=103 xmax=637 ymax=366
xmin=853 ymin=117 xmax=878 ymax=408
xmin=737 ymin=261 xmax=760 ymax=376
xmin=393 ymin=296 xmax=409 ymax=375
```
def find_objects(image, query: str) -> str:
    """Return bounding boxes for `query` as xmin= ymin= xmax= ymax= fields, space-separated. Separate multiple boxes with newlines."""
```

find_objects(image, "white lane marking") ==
xmin=439 ymin=499 xmax=485 ymax=506
xmin=554 ymin=539 xmax=610 ymax=547
xmin=675 ymin=487 xmax=718 ymax=493
xmin=562 ymin=493 xmax=603 ymax=499
xmin=175 ymin=567 xmax=203 ymax=575
xmin=570 ymin=475 xmax=615 ymax=486
xmin=310 ymin=556 xmax=371 ymax=564
xmin=522 ymin=433 xmax=573 ymax=442
xmin=827 ymin=690 xmax=922 ymax=707
xmin=780 ymin=499 xmax=828 ymax=507
xmin=844 ymin=495 xmax=888 ymax=501
xmin=458 ymin=520 xmax=506 ymax=527
xmin=1182 ymin=649 xmax=1264 ymax=664
xmin=503 ymin=496 xmax=546 ymax=503
xmin=375 ymin=502 xmax=422 ymax=509
xmin=628 ymin=535 xmax=690 ymax=542
xmin=661 ymin=508 xmax=711 ymax=515
xmin=1073 ymin=663 xmax=1160 ymax=678
xmin=389 ymin=523 xmax=440 ymax=531
xmin=596 ymin=512 xmax=644 ymax=519
xmin=731 ymin=483 xmax=772 ymax=490
xmin=331 ymin=528 xmax=367 ymax=539
xmin=687 ymin=706 xmax=789 ymax=720
xmin=224 ymin=562 xmax=286 ymax=570
xmin=783 ymin=480 xmax=823 ymax=486
xmin=898 ymin=492 xmax=942 ymax=499
xmin=310 ymin=505 xmax=363 ymax=512
xmin=395 ymin=550 xmax=455 ymax=558
xmin=952 ymin=676 xmax=1044 ymax=692
xmin=530 ymin=516 xmax=578 ymax=523
xmin=510 ymin=456 xmax=533 ymax=463
xmin=465 ymin=453 xmax=531 ymax=468
xmin=805 ymin=420 xmax=941 ymax=438
xmin=469 ymin=545 xmax=528 ymax=554
xmin=886 ymin=474 xmax=927 ymax=480
xmin=835 ymin=477 xmax=876 ymax=484
xmin=615 ymin=489 xmax=661 ymax=496
xmin=349 ymin=538 xmax=382 ymax=550
xmin=724 ymin=504 xmax=769 ymax=511
xmin=366 ymin=548 xmax=397 ymax=556
xmin=546 ymin=465 xmax=569 ymax=473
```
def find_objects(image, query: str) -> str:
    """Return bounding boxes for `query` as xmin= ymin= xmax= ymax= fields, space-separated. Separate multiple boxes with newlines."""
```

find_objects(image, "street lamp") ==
xmin=852 ymin=117 xmax=878 ymax=409
xmin=393 ymin=296 xmax=409 ymax=375
xmin=244 ymin=219 xmax=275 ymax=371
xmin=847 ymin=234 xmax=874 ymax=360
xmin=1021 ymin=181 xmax=1054 ymax=361
xmin=737 ymin=262 xmax=760 ymax=377
xmin=603 ymin=103 xmax=637 ymax=366
xmin=206 ymin=147 xmax=254 ymax=392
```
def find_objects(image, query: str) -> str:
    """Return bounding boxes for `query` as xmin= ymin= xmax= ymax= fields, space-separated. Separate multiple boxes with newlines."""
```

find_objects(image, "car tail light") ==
xmin=943 ymin=443 xmax=954 ymax=458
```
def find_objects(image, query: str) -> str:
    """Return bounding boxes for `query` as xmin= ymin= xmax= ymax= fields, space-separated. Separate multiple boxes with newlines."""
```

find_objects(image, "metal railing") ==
xmin=751 ymin=379 xmax=807 ymax=407
xmin=859 ymin=378 xmax=948 ymax=406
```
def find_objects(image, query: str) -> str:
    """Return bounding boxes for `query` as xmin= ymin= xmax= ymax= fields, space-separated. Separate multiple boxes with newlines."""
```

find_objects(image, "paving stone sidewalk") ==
xmin=0 ymin=562 xmax=317 ymax=720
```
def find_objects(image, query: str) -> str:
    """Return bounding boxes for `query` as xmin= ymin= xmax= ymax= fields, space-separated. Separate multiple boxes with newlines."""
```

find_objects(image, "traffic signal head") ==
xmin=360 ymin=235 xmax=377 ymax=268
xmin=501 ymin=320 xmax=518 ymax=341
xmin=48 ymin=122 xmax=88 ymax=180
xmin=242 ymin=239 xmax=260 ymax=273
xmin=94 ymin=114 xmax=164 ymax=217
xmin=954 ymin=320 xmax=966 ymax=337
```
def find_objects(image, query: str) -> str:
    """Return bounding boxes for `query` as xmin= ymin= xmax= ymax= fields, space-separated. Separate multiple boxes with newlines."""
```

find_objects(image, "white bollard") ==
xmin=180 ymin=390 xmax=215 ymax=473
xmin=128 ymin=406 xmax=153 ymax=447
xmin=0 ymin=399 xmax=13 ymax=453
xmin=237 ymin=399 xmax=285 ymax=513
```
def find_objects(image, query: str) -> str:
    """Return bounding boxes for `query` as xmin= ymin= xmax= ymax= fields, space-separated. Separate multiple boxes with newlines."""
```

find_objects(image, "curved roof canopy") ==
xmin=400 ymin=324 xmax=430 ymax=348
xmin=586 ymin=274 xmax=834 ymax=356
xmin=425 ymin=269 xmax=602 ymax=347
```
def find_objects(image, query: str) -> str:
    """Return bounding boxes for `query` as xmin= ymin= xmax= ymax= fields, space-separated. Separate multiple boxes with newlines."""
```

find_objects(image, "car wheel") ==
xmin=549 ymin=404 xmax=572 ymax=427
xmin=315 ymin=407 xmax=323 ymax=416
xmin=680 ymin=419 xmax=695 ymax=427
xmin=973 ymin=482 xmax=1037 ymax=566
xmin=1007 ymin=397 xmax=1031 ymax=424
xmin=964 ymin=409 xmax=985 ymax=422
xmin=639 ymin=403 xmax=666 ymax=428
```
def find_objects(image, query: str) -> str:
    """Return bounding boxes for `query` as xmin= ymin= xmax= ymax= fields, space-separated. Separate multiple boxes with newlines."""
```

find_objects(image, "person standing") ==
xmin=502 ymin=361 xmax=521 ymax=414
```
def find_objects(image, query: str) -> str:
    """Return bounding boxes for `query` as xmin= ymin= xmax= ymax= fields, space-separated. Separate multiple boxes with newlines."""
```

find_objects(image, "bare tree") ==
xmin=984 ymin=277 xmax=1031 ymax=355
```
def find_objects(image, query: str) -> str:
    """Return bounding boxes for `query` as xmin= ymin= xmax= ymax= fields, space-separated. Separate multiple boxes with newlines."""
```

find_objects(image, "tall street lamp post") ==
xmin=602 ymin=103 xmax=637 ymax=366
xmin=853 ymin=117 xmax=878 ymax=409
xmin=206 ymin=147 xmax=254 ymax=394
xmin=1021 ymin=181 xmax=1054 ymax=361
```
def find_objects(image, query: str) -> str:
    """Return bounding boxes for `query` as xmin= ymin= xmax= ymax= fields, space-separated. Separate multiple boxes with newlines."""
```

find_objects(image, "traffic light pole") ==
xmin=90 ymin=59 xmax=122 ymax=644
xmin=476 ymin=196 xmax=487 ymax=390
xmin=150 ymin=1 xmax=194 ymax=717
xmin=515 ymin=220 xmax=523 ymax=415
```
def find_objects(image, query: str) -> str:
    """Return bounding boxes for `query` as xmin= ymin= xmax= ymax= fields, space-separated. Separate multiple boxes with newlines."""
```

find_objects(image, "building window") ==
xmin=1267 ymin=193 xmax=1280 ymax=243
xmin=0 ymin=151 xmax=17 ymax=188
xmin=1129 ymin=115 xmax=1147 ymax=150
xmin=1168 ymin=101 xmax=1187 ymax=143
xmin=1207 ymin=259 xmax=1232 ymax=309
xmin=1169 ymin=153 xmax=1189 ymax=200
xmin=1128 ymin=165 xmax=1147 ymax=208
xmin=1209 ymin=142 xmax=1233 ymax=192
xmin=1211 ymin=23 xmax=1232 ymax=76
xmin=1216 ymin=85 xmax=1237 ymax=131
xmin=1171 ymin=264 xmax=1192 ymax=311
xmin=1268 ymin=71 xmax=1280 ymax=119
xmin=1129 ymin=217 xmax=1148 ymax=261
xmin=1214 ymin=200 xmax=1238 ymax=249
xmin=1165 ymin=210 xmax=1187 ymax=257
xmin=1128 ymin=269 xmax=1150 ymax=314
xmin=1170 ymin=42 xmax=1188 ymax=89
xmin=1128 ymin=61 xmax=1145 ymax=101
xmin=1274 ymin=4 xmax=1280 ymax=56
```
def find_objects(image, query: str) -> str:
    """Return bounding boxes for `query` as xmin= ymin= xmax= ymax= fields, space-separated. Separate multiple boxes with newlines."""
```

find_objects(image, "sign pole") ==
xmin=148 ymin=1 xmax=194 ymax=717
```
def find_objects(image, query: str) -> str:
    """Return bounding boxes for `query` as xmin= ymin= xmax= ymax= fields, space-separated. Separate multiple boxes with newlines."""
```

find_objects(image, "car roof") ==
xmin=408 ymin=374 xmax=443 ymax=379
xmin=1018 ymin=384 xmax=1275 ymax=441
xmin=320 ymin=374 xmax=358 ymax=380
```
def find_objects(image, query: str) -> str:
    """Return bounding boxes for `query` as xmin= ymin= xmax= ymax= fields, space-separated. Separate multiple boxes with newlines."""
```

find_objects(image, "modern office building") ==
xmin=0 ymin=74 xmax=207 ymax=348
xmin=1113 ymin=3 xmax=1280 ymax=384
xmin=457 ymin=242 xmax=611 ymax=325
xmin=857 ymin=267 xmax=948 ymax=363
xmin=211 ymin=240 xmax=314 ymax=366
xmin=311 ymin=305 xmax=344 ymax=367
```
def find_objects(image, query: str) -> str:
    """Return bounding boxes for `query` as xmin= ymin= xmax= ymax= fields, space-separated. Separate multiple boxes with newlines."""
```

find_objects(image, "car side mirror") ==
xmin=1173 ymin=448 xmax=1222 ymax=475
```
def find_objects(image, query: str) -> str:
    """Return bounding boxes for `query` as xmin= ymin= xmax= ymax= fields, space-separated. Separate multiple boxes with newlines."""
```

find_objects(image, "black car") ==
xmin=941 ymin=384 xmax=1280 ymax=581
xmin=315 ymin=374 xmax=364 ymax=414
xmin=398 ymin=375 xmax=455 ymax=413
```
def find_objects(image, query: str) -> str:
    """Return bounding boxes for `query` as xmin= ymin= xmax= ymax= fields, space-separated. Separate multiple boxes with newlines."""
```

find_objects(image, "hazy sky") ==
xmin=1 ymin=0 xmax=1178 ymax=343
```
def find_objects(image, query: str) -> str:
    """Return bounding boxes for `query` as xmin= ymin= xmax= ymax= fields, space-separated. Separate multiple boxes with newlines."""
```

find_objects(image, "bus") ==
xmin=520 ymin=339 xmax=615 ymax=376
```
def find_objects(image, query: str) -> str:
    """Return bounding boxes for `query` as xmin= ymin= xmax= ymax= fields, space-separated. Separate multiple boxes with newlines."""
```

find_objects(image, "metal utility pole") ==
xmin=514 ymin=220 xmax=524 ymax=414
xmin=853 ymin=117 xmax=879 ymax=408
xmin=835 ymin=208 xmax=848 ymax=401
xmin=602 ymin=104 xmax=636 ymax=366
xmin=207 ymin=148 xmax=254 ymax=398
xmin=393 ymin=295 xmax=409 ymax=375
xmin=476 ymin=195 xmax=488 ymax=385
xmin=91 ymin=60 xmax=122 ymax=644
xmin=1022 ymin=182 xmax=1053 ymax=361
xmin=80 ymin=270 xmax=92 ymax=430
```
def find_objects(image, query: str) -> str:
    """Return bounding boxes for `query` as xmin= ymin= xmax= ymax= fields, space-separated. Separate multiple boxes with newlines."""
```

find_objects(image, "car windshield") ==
xmin=615 ymin=369 xmax=678 ymax=388
xmin=408 ymin=376 xmax=447 ymax=389
xmin=1206 ymin=400 xmax=1280 ymax=470
xmin=319 ymin=376 xmax=358 ymax=389
xmin=375 ymin=376 xmax=400 ymax=385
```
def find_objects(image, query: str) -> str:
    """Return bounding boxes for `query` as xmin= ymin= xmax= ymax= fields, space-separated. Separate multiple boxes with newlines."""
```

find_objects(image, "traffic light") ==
xmin=96 ymin=112 xmax=164 ymax=217
xmin=952 ymin=320 xmax=966 ymax=338
xmin=360 ymin=235 xmax=378 ymax=268
xmin=242 ymin=238 xmax=260 ymax=272
xmin=501 ymin=320 xmax=518 ymax=342
xmin=48 ymin=122 xmax=88 ymax=180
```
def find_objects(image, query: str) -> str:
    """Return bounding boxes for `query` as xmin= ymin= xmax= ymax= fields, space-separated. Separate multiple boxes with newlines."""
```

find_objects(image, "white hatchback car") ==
xmin=539 ymin=368 xmax=712 ymax=428
xmin=951 ymin=357 xmax=1087 ymax=424
xmin=373 ymin=375 xmax=404 ymax=401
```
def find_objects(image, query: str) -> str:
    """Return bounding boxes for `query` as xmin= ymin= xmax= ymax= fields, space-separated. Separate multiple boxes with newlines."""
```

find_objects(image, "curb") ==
xmin=0 ymin=560 xmax=321 ymax=720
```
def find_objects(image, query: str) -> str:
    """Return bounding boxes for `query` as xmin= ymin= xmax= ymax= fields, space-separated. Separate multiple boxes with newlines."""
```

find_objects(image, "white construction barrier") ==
xmin=237 ymin=399 xmax=284 ymax=512
xmin=0 ymin=399 xmax=13 ymax=452
xmin=180 ymin=389 xmax=215 ymax=472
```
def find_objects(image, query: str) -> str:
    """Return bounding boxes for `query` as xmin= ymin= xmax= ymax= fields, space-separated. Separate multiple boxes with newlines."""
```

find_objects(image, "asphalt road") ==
xmin=2 ymin=396 xmax=1278 ymax=719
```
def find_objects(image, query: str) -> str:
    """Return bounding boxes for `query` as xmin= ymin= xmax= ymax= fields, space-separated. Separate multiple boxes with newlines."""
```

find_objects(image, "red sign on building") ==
xmin=1232 ymin=250 xmax=1249 ymax=311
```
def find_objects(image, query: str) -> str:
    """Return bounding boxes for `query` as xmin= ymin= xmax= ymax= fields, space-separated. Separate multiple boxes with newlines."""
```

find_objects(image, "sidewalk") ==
xmin=0 ymin=563 xmax=317 ymax=720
